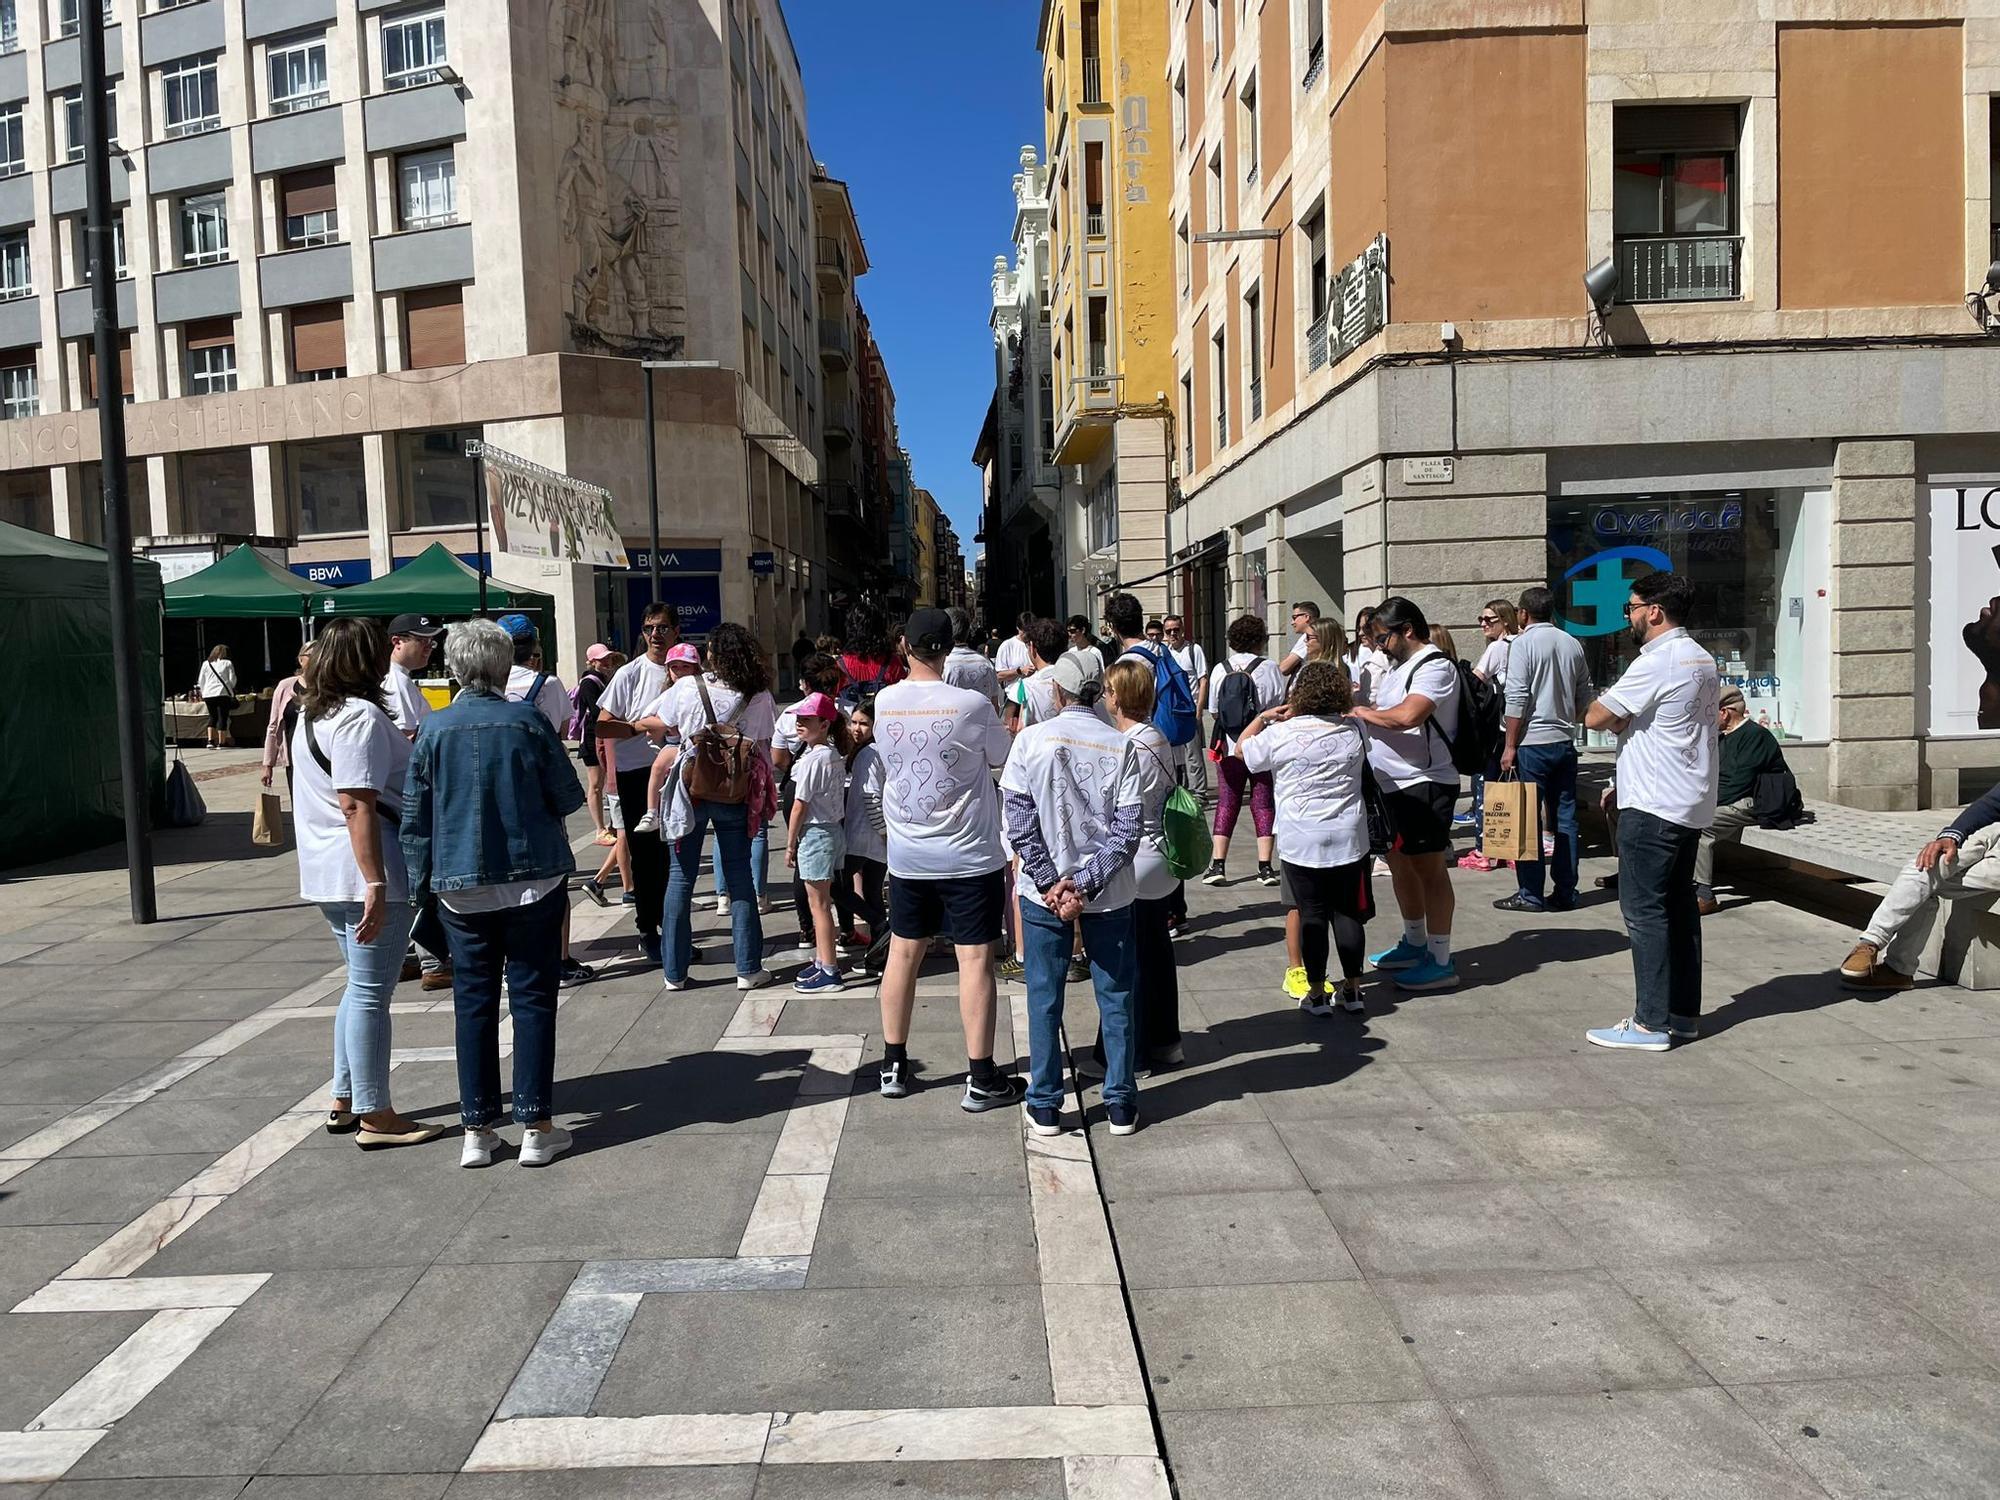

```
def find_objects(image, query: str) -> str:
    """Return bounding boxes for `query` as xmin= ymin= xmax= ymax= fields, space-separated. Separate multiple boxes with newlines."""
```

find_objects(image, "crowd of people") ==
xmin=278 ymin=567 xmax=1983 ymax=1163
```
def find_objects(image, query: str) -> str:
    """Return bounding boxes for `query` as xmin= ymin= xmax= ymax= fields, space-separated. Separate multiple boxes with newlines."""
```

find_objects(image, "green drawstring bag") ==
xmin=1159 ymin=781 xmax=1210 ymax=881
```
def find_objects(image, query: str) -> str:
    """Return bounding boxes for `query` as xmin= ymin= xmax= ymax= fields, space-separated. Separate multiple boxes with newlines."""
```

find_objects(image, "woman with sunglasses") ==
xmin=1345 ymin=606 xmax=1390 ymax=707
xmin=1459 ymin=600 xmax=1521 ymax=872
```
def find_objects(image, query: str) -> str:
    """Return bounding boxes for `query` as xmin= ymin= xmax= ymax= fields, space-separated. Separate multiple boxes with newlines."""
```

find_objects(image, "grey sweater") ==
xmin=1502 ymin=622 xmax=1595 ymax=746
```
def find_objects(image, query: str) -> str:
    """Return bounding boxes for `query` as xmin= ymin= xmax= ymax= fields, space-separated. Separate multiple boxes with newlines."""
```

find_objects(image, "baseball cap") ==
xmin=584 ymin=642 xmax=613 ymax=664
xmin=387 ymin=613 xmax=443 ymax=638
xmin=496 ymin=613 xmax=536 ymax=642
xmin=905 ymin=607 xmax=953 ymax=654
xmin=664 ymin=643 xmax=701 ymax=666
xmin=1051 ymin=649 xmax=1103 ymax=698
xmin=794 ymin=691 xmax=839 ymax=722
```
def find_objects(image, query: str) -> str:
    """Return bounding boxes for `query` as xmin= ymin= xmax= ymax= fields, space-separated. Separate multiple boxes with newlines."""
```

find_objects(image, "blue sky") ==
xmin=786 ymin=2 xmax=1045 ymax=554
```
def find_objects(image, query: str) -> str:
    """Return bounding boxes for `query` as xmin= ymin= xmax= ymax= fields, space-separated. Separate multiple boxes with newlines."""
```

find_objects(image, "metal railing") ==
xmin=1085 ymin=210 xmax=1105 ymax=238
xmin=814 ymin=235 xmax=846 ymax=277
xmin=1615 ymin=234 xmax=1742 ymax=303
xmin=1301 ymin=40 xmax=1324 ymax=88
xmin=1305 ymin=312 xmax=1328 ymax=372
xmin=165 ymin=115 xmax=221 ymax=139
xmin=1248 ymin=376 xmax=1262 ymax=423
xmin=1081 ymin=56 xmax=1102 ymax=104
xmin=818 ymin=321 xmax=852 ymax=360
xmin=272 ymin=90 xmax=330 ymax=115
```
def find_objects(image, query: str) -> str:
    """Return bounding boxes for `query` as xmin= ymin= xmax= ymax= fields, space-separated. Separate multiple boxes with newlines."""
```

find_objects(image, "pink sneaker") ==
xmin=1457 ymin=850 xmax=1495 ymax=872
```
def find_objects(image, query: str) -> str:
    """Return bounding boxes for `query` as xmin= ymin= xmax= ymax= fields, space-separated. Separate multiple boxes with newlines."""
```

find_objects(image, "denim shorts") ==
xmin=797 ymin=823 xmax=846 ymax=883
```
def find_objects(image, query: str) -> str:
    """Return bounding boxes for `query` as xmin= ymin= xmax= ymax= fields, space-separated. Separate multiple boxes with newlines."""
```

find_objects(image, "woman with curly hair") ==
xmin=643 ymin=622 xmax=779 ymax=989
xmin=839 ymin=602 xmax=905 ymax=698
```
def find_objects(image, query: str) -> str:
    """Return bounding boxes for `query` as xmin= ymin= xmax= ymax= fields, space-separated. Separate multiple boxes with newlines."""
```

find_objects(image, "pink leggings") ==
xmin=1214 ymin=756 xmax=1275 ymax=839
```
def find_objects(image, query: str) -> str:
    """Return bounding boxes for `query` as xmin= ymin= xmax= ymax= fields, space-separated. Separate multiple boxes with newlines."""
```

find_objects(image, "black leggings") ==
xmin=1286 ymin=860 xmax=1371 ymax=990
xmin=204 ymin=695 xmax=233 ymax=731
xmin=836 ymin=856 xmax=887 ymax=937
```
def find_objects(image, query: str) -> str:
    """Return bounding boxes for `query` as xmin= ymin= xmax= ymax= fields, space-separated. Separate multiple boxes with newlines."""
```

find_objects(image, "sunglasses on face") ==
xmin=643 ymin=624 xmax=674 ymax=635
xmin=1478 ymin=615 xmax=1500 ymax=626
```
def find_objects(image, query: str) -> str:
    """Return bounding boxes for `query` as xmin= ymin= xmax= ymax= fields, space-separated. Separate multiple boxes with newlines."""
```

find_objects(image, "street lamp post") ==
xmin=639 ymin=359 xmax=720 ymax=610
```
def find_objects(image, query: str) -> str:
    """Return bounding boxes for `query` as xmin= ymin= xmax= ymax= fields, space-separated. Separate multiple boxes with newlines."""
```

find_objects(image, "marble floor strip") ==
xmin=28 ymin=1305 xmax=237 ymax=1431
xmin=495 ymin=1291 xmax=643 ymax=1420
xmin=464 ymin=1413 xmax=776 ymax=1471
xmin=14 ymin=1273 xmax=269 ymax=1313
xmin=760 ymin=1405 xmax=1158 ymax=1465
xmin=573 ymin=1256 xmax=811 ymax=1295
xmin=0 ymin=1430 xmax=107 ymax=1484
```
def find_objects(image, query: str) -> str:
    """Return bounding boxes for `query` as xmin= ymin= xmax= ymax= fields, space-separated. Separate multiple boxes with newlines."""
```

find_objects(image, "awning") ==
xmin=163 ymin=543 xmax=329 ymax=619
xmin=312 ymin=543 xmax=556 ymax=623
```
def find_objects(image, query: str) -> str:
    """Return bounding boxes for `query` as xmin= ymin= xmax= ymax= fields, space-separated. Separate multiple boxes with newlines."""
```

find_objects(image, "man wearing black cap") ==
xmin=383 ymin=614 xmax=443 ymax=739
xmin=871 ymin=606 xmax=1023 ymax=1111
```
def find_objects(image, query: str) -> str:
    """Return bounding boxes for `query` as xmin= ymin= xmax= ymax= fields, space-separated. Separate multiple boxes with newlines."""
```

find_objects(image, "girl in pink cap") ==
xmin=631 ymin=643 xmax=706 ymax=835
xmin=786 ymin=691 xmax=852 ymax=992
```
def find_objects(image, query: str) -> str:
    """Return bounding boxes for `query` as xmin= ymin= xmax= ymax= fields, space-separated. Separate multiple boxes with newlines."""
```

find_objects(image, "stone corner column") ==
xmin=1827 ymin=438 xmax=1920 ymax=812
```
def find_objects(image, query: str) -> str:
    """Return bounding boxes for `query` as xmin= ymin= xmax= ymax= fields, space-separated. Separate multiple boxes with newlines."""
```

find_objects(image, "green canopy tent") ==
xmin=0 ymin=521 xmax=164 ymax=868
xmin=314 ymin=543 xmax=560 ymax=670
xmin=162 ymin=543 xmax=329 ymax=620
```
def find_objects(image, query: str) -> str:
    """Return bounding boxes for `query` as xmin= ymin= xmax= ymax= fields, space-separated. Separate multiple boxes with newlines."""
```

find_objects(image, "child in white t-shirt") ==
xmin=787 ymin=692 xmax=851 ymax=993
xmin=839 ymin=702 xmax=888 ymax=954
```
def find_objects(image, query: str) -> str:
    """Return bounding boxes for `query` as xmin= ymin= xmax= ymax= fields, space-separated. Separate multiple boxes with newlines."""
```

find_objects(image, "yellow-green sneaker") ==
xmin=1283 ymin=966 xmax=1309 ymax=1000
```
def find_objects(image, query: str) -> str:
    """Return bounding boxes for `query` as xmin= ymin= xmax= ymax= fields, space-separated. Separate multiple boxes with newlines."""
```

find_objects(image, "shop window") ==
xmin=1546 ymin=489 xmax=1828 ymax=742
xmin=1612 ymin=104 xmax=1741 ymax=303
xmin=403 ymin=284 xmax=464 ymax=368
xmin=290 ymin=436 xmax=367 ymax=535
xmin=398 ymin=426 xmax=479 ymax=528
xmin=0 ymin=468 xmax=51 ymax=532
xmin=180 ymin=448 xmax=256 ymax=535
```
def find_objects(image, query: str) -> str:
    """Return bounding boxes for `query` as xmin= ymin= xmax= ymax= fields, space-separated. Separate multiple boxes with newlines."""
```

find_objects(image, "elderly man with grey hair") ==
xmin=402 ymin=617 xmax=587 ymax=1170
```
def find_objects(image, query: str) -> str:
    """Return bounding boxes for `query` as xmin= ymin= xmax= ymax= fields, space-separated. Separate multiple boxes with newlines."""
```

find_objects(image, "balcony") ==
xmin=1248 ymin=375 xmax=1262 ymax=424
xmin=272 ymin=90 xmax=330 ymax=115
xmin=814 ymin=233 xmax=846 ymax=286
xmin=818 ymin=320 xmax=852 ymax=368
xmin=1305 ymin=312 xmax=1328 ymax=373
xmin=824 ymin=480 xmax=858 ymax=518
xmin=1615 ymin=234 xmax=1742 ymax=304
xmin=1085 ymin=210 xmax=1105 ymax=238
xmin=1081 ymin=56 xmax=1102 ymax=105
xmin=1302 ymin=40 xmax=1325 ymax=88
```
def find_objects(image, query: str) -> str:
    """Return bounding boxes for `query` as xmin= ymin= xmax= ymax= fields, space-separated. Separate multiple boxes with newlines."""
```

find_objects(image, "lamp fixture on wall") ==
xmin=1583 ymin=256 xmax=1619 ymax=347
xmin=1965 ymin=261 xmax=2000 ymax=334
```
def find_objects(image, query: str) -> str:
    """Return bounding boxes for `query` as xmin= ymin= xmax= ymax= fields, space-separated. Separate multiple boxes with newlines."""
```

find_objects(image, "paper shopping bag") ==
xmin=1481 ymin=777 xmax=1540 ymax=864
xmin=252 ymin=791 xmax=284 ymax=848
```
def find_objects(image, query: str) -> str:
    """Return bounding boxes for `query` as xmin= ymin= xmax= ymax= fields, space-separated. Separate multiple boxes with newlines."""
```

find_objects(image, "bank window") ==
xmin=0 ymin=230 xmax=29 ymax=299
xmin=1612 ymin=104 xmax=1740 ymax=303
xmin=62 ymin=84 xmax=117 ymax=161
xmin=397 ymin=147 xmax=456 ymax=229
xmin=281 ymin=166 xmax=338 ymax=247
xmin=184 ymin=320 xmax=236 ymax=395
xmin=290 ymin=436 xmax=367 ymax=535
xmin=269 ymin=34 xmax=329 ymax=114
xmin=179 ymin=193 xmax=228 ymax=265
xmin=399 ymin=426 xmax=480 ymax=528
xmin=1548 ymin=490 xmax=1829 ymax=743
xmin=181 ymin=448 xmax=256 ymax=534
xmin=0 ymin=357 xmax=34 ymax=418
xmin=0 ymin=103 xmax=22 ymax=176
xmin=161 ymin=55 xmax=222 ymax=138
xmin=382 ymin=6 xmax=447 ymax=90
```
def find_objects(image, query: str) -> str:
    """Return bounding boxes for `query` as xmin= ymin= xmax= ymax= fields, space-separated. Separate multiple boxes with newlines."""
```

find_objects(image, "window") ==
xmin=0 ymin=104 xmax=19 ymax=176
xmin=1038 ymin=367 xmax=1054 ymax=459
xmin=1083 ymin=140 xmax=1105 ymax=237
xmin=1303 ymin=0 xmax=1325 ymax=85
xmin=161 ymin=55 xmax=221 ymax=138
xmin=1176 ymin=217 xmax=1190 ymax=296
xmin=403 ymin=284 xmax=464 ymax=368
xmin=280 ymin=166 xmax=338 ymax=247
xmin=1206 ymin=147 xmax=1223 ymax=231
xmin=1080 ymin=0 xmax=1101 ymax=104
xmin=399 ymin=426 xmax=479 ymax=527
xmin=1087 ymin=295 xmax=1108 ymax=386
xmin=1205 ymin=0 xmax=1219 ymax=67
xmin=1244 ymin=284 xmax=1262 ymax=422
xmin=1172 ymin=67 xmax=1186 ymax=145
xmin=179 ymin=193 xmax=228 ymax=265
xmin=1212 ymin=327 xmax=1228 ymax=449
xmin=1612 ymin=104 xmax=1742 ymax=302
xmin=184 ymin=320 xmax=236 ymax=395
xmin=289 ymin=300 xmax=346 ymax=380
xmin=269 ymin=34 xmax=329 ymax=114
xmin=70 ymin=212 xmax=125 ymax=280
xmin=1087 ymin=462 xmax=1118 ymax=551
xmin=1179 ymin=372 xmax=1194 ymax=473
xmin=396 ymin=147 xmax=456 ymax=229
xmin=1302 ymin=202 xmax=1329 ymax=369
xmin=81 ymin=333 xmax=132 ymax=407
xmin=290 ymin=437 xmax=367 ymax=534
xmin=62 ymin=83 xmax=116 ymax=161
xmin=57 ymin=0 xmax=109 ymax=38
xmin=1240 ymin=73 xmax=1259 ymax=183
xmin=0 ymin=230 xmax=28 ymax=300
xmin=0 ymin=0 xmax=17 ymax=54
xmin=180 ymin=449 xmax=256 ymax=533
xmin=382 ymin=6 xmax=448 ymax=89
xmin=0 ymin=356 xmax=32 ymax=419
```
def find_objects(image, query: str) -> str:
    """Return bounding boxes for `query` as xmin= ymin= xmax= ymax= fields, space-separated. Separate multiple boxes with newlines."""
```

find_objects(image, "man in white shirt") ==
xmin=1352 ymin=596 xmax=1462 ymax=992
xmin=873 ymin=607 xmax=1024 ymax=1113
xmin=995 ymin=612 xmax=1036 ymax=691
xmin=381 ymin=614 xmax=442 ymax=737
xmin=498 ymin=613 xmax=573 ymax=734
xmin=943 ymin=606 xmax=1003 ymax=710
xmin=1161 ymin=613 xmax=1209 ymax=804
xmin=1001 ymin=650 xmax=1145 ymax=1135
xmin=592 ymin=603 xmax=678 ymax=964
xmin=1583 ymin=571 xmax=1718 ymax=1052
xmin=1277 ymin=600 xmax=1321 ymax=679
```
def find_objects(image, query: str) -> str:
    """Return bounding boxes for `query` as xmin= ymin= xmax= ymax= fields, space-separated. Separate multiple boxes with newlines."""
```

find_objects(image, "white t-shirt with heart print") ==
xmin=872 ymin=678 xmax=1014 ymax=880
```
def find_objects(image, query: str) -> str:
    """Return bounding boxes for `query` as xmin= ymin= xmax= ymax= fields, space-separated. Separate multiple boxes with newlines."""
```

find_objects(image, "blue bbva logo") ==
xmin=1558 ymin=546 xmax=1671 ymax=638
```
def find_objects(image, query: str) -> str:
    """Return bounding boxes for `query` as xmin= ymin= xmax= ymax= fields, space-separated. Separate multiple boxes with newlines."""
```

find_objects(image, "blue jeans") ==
xmin=1513 ymin=741 xmax=1579 ymax=905
xmin=321 ymin=899 xmax=418 ymax=1114
xmin=438 ymin=886 xmax=564 ymax=1128
xmin=714 ymin=824 xmax=769 ymax=903
xmin=664 ymin=800 xmax=765 ymax=983
xmin=1617 ymin=807 xmax=1702 ymax=1032
xmin=1022 ymin=898 xmax=1139 ymax=1112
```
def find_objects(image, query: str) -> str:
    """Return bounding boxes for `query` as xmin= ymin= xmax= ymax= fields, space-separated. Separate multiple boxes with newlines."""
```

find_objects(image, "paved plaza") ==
xmin=0 ymin=760 xmax=1997 ymax=1498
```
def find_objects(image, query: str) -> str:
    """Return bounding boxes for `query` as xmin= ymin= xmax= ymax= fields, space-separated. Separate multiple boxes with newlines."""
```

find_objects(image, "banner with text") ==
xmin=1928 ymin=484 xmax=2000 ymax=735
xmin=474 ymin=442 xmax=628 ymax=569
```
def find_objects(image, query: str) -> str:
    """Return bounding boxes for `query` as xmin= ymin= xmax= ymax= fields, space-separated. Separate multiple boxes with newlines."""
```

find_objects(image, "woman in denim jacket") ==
xmin=402 ymin=618 xmax=587 ymax=1169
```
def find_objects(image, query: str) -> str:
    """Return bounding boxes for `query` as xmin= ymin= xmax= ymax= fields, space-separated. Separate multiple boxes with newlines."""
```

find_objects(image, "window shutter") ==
xmin=183 ymin=317 xmax=233 ymax=351
xmin=404 ymin=285 xmax=464 ymax=369
xmin=290 ymin=300 xmax=346 ymax=373
xmin=1616 ymin=104 xmax=1740 ymax=154
xmin=280 ymin=165 xmax=336 ymax=218
xmin=83 ymin=337 xmax=133 ymax=400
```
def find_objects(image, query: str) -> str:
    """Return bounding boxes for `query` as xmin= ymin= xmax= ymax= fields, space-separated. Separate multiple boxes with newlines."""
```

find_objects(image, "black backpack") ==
xmin=1211 ymin=657 xmax=1265 ymax=748
xmin=1408 ymin=649 xmax=1502 ymax=777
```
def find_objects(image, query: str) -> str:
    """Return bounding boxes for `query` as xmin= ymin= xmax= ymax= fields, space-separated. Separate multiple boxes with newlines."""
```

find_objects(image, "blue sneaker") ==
xmin=1369 ymin=939 xmax=1427 ymax=971
xmin=1586 ymin=1017 xmax=1670 ymax=1051
xmin=794 ymin=963 xmax=845 ymax=994
xmin=1394 ymin=957 xmax=1459 ymax=991
xmin=1451 ymin=811 xmax=1478 ymax=830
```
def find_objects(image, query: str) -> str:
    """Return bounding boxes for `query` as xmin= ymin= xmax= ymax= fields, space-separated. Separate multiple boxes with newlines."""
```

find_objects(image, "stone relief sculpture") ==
xmin=551 ymin=0 xmax=687 ymax=359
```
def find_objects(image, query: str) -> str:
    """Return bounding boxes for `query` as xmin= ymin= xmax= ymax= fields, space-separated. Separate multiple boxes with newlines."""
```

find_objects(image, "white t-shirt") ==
xmin=1241 ymin=715 xmax=1371 ymax=868
xmin=1598 ymin=626 xmax=1720 ymax=830
xmin=197 ymin=659 xmax=236 ymax=699
xmin=790 ymin=742 xmax=845 ymax=828
xmin=650 ymin=673 xmax=780 ymax=760
xmin=1000 ymin=706 xmax=1144 ymax=912
xmin=944 ymin=645 xmax=1003 ymax=710
xmin=597 ymin=655 xmax=672 ymax=773
xmin=1344 ymin=647 xmax=1390 ymax=708
xmin=1168 ymin=642 xmax=1208 ymax=701
xmin=291 ymin=697 xmax=411 ymax=905
xmin=1367 ymin=647 xmax=1460 ymax=789
xmin=507 ymin=664 xmax=570 ymax=735
xmin=1285 ymin=632 xmax=1313 ymax=669
xmin=873 ymin=678 xmax=1013 ymax=880
xmin=1123 ymin=721 xmax=1179 ymax=901
xmin=1205 ymin=652 xmax=1287 ymax=754
xmin=772 ymin=706 xmax=804 ymax=767
xmin=844 ymin=742 xmax=887 ymax=862
xmin=381 ymin=661 xmax=431 ymax=734
xmin=1021 ymin=665 xmax=1063 ymax=728
xmin=1475 ymin=637 xmax=1513 ymax=683
xmin=995 ymin=635 xmax=1034 ymax=679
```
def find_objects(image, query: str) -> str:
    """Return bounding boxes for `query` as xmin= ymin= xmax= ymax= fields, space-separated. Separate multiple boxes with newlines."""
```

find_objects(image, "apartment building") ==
xmin=1037 ymin=0 xmax=1175 ymax=617
xmin=977 ymin=143 xmax=1063 ymax=625
xmin=0 ymin=0 xmax=829 ymax=672
xmin=1169 ymin=0 xmax=2000 ymax=809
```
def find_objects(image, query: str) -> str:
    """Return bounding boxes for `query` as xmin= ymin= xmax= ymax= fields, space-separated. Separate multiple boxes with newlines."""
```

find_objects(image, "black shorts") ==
xmin=888 ymin=869 xmax=1006 ymax=946
xmin=1384 ymin=781 xmax=1458 ymax=856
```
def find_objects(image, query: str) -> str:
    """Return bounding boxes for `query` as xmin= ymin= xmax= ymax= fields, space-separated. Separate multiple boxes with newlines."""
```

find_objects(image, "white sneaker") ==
xmin=713 ymin=895 xmax=730 ymax=913
xmin=737 ymin=968 xmax=776 ymax=991
xmin=632 ymin=808 xmax=659 ymax=833
xmin=1338 ymin=982 xmax=1367 ymax=1015
xmin=519 ymin=1125 xmax=573 ymax=1167
xmin=460 ymin=1128 xmax=502 ymax=1169
xmin=1300 ymin=990 xmax=1334 ymax=1017
xmin=661 ymin=975 xmax=688 ymax=991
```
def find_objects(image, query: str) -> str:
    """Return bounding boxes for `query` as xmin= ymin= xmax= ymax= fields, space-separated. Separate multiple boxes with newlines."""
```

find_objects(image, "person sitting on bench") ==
xmin=1840 ymin=784 xmax=2000 ymax=990
xmin=1695 ymin=686 xmax=1790 ymax=914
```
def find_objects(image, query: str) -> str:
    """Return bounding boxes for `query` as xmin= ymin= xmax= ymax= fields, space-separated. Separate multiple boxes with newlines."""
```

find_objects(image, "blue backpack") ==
xmin=1127 ymin=644 xmax=1199 ymax=748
